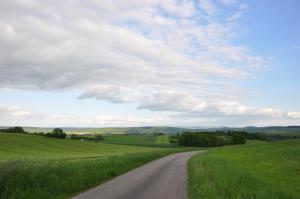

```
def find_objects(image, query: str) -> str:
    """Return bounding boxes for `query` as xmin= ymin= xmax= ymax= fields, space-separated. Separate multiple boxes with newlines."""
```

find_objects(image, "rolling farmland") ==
xmin=0 ymin=133 xmax=187 ymax=199
xmin=0 ymin=133 xmax=164 ymax=161
xmin=188 ymin=140 xmax=300 ymax=199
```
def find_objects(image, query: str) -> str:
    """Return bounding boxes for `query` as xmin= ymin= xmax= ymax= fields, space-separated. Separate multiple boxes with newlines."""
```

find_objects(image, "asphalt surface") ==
xmin=71 ymin=151 xmax=201 ymax=199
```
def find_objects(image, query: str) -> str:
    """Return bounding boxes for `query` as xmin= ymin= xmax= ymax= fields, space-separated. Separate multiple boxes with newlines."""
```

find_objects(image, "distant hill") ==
xmin=16 ymin=126 xmax=188 ymax=134
xmin=1 ymin=125 xmax=299 ymax=135
xmin=200 ymin=126 xmax=300 ymax=135
xmin=242 ymin=126 xmax=300 ymax=134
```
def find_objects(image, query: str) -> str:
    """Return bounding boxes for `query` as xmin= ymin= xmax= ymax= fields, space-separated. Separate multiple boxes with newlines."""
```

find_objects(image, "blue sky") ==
xmin=0 ymin=0 xmax=299 ymax=127
xmin=240 ymin=0 xmax=300 ymax=110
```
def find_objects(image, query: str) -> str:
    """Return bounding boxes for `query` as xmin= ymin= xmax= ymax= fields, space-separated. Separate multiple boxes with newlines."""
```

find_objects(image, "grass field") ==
xmin=103 ymin=134 xmax=157 ymax=145
xmin=188 ymin=140 xmax=300 ymax=199
xmin=156 ymin=134 xmax=170 ymax=144
xmin=21 ymin=126 xmax=186 ymax=135
xmin=0 ymin=133 xmax=164 ymax=161
xmin=0 ymin=133 xmax=189 ymax=199
xmin=102 ymin=134 xmax=176 ymax=148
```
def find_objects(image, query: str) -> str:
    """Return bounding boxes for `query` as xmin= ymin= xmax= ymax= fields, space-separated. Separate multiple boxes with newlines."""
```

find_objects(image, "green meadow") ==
xmin=155 ymin=134 xmax=170 ymax=144
xmin=0 ymin=133 xmax=187 ymax=199
xmin=0 ymin=133 xmax=164 ymax=161
xmin=103 ymin=134 xmax=157 ymax=145
xmin=2 ymin=132 xmax=299 ymax=199
xmin=188 ymin=140 xmax=300 ymax=199
xmin=103 ymin=134 xmax=176 ymax=148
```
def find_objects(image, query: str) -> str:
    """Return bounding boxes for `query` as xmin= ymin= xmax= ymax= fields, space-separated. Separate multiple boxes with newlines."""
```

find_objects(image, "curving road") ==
xmin=71 ymin=151 xmax=201 ymax=199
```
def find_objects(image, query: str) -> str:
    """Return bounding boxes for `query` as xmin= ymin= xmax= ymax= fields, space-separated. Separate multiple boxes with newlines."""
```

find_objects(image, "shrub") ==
xmin=31 ymin=132 xmax=45 ymax=136
xmin=95 ymin=134 xmax=104 ymax=142
xmin=178 ymin=131 xmax=248 ymax=147
xmin=45 ymin=128 xmax=66 ymax=139
xmin=70 ymin=134 xmax=104 ymax=141
xmin=169 ymin=135 xmax=179 ymax=143
xmin=178 ymin=132 xmax=226 ymax=147
xmin=230 ymin=134 xmax=246 ymax=145
xmin=70 ymin=134 xmax=92 ymax=140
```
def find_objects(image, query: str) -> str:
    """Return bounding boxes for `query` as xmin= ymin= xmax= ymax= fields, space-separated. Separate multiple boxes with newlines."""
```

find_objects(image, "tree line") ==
xmin=0 ymin=127 xmax=68 ymax=139
xmin=0 ymin=126 xmax=105 ymax=141
xmin=0 ymin=127 xmax=27 ymax=134
xmin=177 ymin=131 xmax=246 ymax=147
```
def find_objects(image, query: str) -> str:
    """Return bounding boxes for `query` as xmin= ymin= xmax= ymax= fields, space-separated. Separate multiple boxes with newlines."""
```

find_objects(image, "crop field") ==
xmin=0 ymin=133 xmax=165 ymax=161
xmin=188 ymin=140 xmax=300 ymax=199
xmin=0 ymin=133 xmax=189 ymax=199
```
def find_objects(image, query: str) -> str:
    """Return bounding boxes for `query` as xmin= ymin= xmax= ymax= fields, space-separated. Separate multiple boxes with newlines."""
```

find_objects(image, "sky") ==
xmin=0 ymin=0 xmax=299 ymax=127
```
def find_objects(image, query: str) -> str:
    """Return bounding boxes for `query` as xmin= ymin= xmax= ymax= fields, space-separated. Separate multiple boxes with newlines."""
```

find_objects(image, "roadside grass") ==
xmin=188 ymin=140 xmax=300 ymax=199
xmin=155 ymin=134 xmax=170 ymax=144
xmin=0 ymin=150 xmax=184 ymax=199
xmin=0 ymin=133 xmax=193 ymax=199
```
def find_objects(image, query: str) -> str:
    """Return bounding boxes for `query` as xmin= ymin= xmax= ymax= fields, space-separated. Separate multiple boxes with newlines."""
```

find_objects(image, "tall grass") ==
xmin=188 ymin=140 xmax=300 ymax=199
xmin=0 ymin=133 xmax=192 ymax=198
xmin=0 ymin=150 xmax=180 ymax=199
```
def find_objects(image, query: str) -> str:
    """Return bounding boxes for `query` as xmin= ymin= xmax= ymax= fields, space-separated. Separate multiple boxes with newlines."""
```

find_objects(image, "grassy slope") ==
xmin=188 ymin=140 xmax=300 ymax=199
xmin=0 ymin=133 xmax=163 ymax=161
xmin=1 ymin=150 xmax=181 ymax=199
xmin=0 ymin=133 xmax=188 ymax=199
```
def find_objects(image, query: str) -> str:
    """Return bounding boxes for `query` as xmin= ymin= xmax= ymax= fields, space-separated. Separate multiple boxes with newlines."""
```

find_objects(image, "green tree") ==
xmin=95 ymin=134 xmax=104 ymax=142
xmin=0 ymin=127 xmax=27 ymax=134
xmin=231 ymin=134 xmax=246 ymax=144
xmin=46 ymin=128 xmax=66 ymax=139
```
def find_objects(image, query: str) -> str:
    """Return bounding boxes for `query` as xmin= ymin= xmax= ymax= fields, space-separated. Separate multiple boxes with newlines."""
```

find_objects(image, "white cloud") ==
xmin=287 ymin=112 xmax=300 ymax=119
xmin=0 ymin=106 xmax=170 ymax=127
xmin=1 ymin=0 xmax=296 ymax=127
xmin=78 ymin=86 xmax=142 ymax=103
xmin=226 ymin=3 xmax=248 ymax=22
xmin=199 ymin=0 xmax=218 ymax=16
xmin=1 ymin=105 xmax=299 ymax=127
xmin=0 ymin=106 xmax=41 ymax=119
xmin=138 ymin=91 xmax=207 ymax=112
xmin=136 ymin=90 xmax=299 ymax=123
xmin=0 ymin=0 xmax=264 ymax=90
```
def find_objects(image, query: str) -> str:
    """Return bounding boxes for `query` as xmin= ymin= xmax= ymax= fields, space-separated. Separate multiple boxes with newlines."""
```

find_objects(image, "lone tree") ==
xmin=46 ymin=128 xmax=66 ymax=139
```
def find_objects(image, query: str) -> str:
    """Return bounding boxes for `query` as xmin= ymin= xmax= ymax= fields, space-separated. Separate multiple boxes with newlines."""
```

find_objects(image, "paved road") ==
xmin=72 ymin=151 xmax=201 ymax=199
